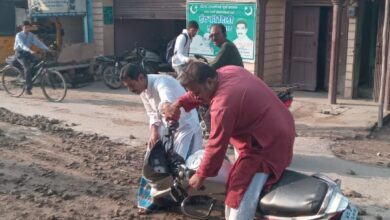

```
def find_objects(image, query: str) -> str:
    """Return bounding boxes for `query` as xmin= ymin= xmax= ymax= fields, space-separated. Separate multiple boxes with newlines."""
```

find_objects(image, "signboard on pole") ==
xmin=187 ymin=2 xmax=257 ymax=62
xmin=28 ymin=0 xmax=86 ymax=17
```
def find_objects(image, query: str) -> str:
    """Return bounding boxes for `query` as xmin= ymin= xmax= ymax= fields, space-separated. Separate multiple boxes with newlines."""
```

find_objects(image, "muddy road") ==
xmin=1 ymin=83 xmax=390 ymax=219
xmin=0 ymin=107 xmax=182 ymax=219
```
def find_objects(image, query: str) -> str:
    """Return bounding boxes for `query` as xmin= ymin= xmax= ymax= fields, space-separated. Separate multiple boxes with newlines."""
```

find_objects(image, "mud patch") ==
xmin=330 ymin=122 xmax=390 ymax=168
xmin=331 ymin=140 xmax=390 ymax=168
xmin=0 ymin=107 xmax=172 ymax=219
xmin=112 ymin=118 xmax=148 ymax=127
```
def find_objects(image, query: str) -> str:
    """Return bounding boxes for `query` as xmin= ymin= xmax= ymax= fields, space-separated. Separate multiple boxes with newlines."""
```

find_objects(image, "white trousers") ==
xmin=225 ymin=173 xmax=269 ymax=220
xmin=161 ymin=126 xmax=203 ymax=160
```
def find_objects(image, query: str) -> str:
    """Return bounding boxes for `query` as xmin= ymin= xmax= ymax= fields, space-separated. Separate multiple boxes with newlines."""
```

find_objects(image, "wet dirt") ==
xmin=330 ymin=122 xmax=390 ymax=168
xmin=0 ymin=107 xmax=188 ymax=219
xmin=0 ymin=101 xmax=389 ymax=219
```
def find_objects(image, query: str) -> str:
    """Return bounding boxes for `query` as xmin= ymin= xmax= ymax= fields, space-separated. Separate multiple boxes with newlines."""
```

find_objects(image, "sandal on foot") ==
xmin=138 ymin=208 xmax=152 ymax=215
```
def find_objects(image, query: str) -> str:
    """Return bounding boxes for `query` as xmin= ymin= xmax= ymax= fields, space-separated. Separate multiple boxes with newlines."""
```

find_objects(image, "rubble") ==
xmin=0 ymin=107 xmax=149 ymax=219
xmin=344 ymin=189 xmax=363 ymax=198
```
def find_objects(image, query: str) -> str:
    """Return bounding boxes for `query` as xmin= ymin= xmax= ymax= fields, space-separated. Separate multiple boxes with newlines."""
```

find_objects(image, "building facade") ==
xmin=91 ymin=0 xmax=390 ymax=110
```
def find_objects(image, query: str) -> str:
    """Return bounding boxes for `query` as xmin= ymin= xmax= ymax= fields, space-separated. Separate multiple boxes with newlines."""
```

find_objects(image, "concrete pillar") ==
xmin=328 ymin=0 xmax=343 ymax=104
xmin=92 ymin=0 xmax=114 ymax=55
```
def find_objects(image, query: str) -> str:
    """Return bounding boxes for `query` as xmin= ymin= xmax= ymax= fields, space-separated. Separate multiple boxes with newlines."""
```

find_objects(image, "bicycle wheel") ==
xmin=1 ymin=65 xmax=25 ymax=97
xmin=41 ymin=70 xmax=67 ymax=102
xmin=102 ymin=65 xmax=122 ymax=89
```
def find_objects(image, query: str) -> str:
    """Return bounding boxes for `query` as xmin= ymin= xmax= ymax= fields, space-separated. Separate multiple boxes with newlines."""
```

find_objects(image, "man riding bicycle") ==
xmin=14 ymin=20 xmax=51 ymax=95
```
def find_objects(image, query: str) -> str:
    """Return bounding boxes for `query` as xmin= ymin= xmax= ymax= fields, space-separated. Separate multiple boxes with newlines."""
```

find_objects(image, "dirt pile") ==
xmin=330 ymin=121 xmax=390 ymax=168
xmin=0 ymin=107 xmax=152 ymax=219
xmin=0 ymin=107 xmax=147 ymax=185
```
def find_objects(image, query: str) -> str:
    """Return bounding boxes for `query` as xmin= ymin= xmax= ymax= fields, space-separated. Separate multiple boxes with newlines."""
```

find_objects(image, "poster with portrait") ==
xmin=28 ymin=0 xmax=86 ymax=17
xmin=187 ymin=2 xmax=256 ymax=62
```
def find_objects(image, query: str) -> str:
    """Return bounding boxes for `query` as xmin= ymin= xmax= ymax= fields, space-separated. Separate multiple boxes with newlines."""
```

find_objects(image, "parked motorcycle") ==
xmin=275 ymin=86 xmax=295 ymax=108
xmin=95 ymin=46 xmax=168 ymax=89
xmin=95 ymin=53 xmax=127 ymax=89
xmin=143 ymin=123 xmax=358 ymax=220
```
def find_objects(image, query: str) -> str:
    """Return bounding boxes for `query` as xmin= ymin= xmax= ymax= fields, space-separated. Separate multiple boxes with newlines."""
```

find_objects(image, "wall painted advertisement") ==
xmin=187 ymin=2 xmax=256 ymax=62
xmin=28 ymin=0 xmax=86 ymax=17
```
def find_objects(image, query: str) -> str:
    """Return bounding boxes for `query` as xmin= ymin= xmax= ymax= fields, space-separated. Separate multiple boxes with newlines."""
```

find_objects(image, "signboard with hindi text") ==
xmin=28 ymin=0 xmax=86 ymax=17
xmin=187 ymin=2 xmax=257 ymax=62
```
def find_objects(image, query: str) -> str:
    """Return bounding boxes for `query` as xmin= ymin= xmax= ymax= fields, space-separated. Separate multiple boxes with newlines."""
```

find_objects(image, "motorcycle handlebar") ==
xmin=194 ymin=54 xmax=208 ymax=63
xmin=185 ymin=169 xmax=196 ymax=178
xmin=136 ymin=47 xmax=146 ymax=58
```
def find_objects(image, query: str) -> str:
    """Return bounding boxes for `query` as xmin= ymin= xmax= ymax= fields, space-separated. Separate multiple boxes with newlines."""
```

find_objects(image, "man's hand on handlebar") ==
xmin=188 ymin=173 xmax=206 ymax=191
xmin=148 ymin=124 xmax=160 ymax=149
xmin=163 ymin=102 xmax=181 ymax=122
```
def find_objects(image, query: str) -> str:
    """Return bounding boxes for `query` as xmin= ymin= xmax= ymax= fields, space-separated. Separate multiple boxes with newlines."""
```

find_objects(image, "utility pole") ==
xmin=378 ymin=0 xmax=389 ymax=128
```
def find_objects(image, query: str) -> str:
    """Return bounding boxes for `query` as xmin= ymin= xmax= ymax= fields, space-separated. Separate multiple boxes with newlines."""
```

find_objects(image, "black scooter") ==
xmin=143 ymin=124 xmax=358 ymax=220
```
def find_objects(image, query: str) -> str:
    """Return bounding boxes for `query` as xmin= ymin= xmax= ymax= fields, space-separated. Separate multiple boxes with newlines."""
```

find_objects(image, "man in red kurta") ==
xmin=165 ymin=62 xmax=295 ymax=219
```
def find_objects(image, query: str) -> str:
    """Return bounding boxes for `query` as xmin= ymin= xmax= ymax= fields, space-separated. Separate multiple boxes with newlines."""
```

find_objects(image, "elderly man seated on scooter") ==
xmin=164 ymin=62 xmax=295 ymax=220
xmin=119 ymin=63 xmax=203 ymax=214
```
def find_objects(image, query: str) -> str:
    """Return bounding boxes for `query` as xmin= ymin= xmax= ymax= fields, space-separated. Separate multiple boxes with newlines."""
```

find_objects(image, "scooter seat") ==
xmin=259 ymin=170 xmax=329 ymax=217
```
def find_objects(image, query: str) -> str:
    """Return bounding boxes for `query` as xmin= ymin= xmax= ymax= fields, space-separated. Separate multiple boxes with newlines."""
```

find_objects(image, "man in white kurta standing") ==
xmin=171 ymin=20 xmax=199 ymax=77
xmin=120 ymin=62 xmax=203 ymax=214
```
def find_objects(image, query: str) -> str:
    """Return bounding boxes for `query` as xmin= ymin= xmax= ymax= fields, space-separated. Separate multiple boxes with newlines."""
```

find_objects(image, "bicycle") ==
xmin=1 ymin=51 xmax=67 ymax=102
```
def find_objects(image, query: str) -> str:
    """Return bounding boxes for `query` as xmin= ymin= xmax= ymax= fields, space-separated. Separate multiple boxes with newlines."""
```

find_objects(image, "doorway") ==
xmin=288 ymin=6 xmax=332 ymax=91
xmin=316 ymin=7 xmax=332 ymax=91
xmin=353 ymin=0 xmax=380 ymax=99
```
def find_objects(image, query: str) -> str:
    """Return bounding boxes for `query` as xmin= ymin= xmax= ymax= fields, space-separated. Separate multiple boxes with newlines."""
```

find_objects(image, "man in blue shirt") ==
xmin=14 ymin=21 xmax=50 ymax=95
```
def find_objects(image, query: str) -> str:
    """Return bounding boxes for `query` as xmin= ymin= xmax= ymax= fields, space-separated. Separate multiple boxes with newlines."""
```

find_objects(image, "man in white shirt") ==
xmin=120 ymin=63 xmax=202 ymax=155
xmin=14 ymin=21 xmax=50 ymax=95
xmin=171 ymin=20 xmax=199 ymax=77
xmin=120 ymin=62 xmax=203 ymax=214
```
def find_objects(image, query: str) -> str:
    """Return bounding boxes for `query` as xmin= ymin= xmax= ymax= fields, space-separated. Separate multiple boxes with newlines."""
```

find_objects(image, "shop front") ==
xmin=114 ymin=0 xmax=186 ymax=56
